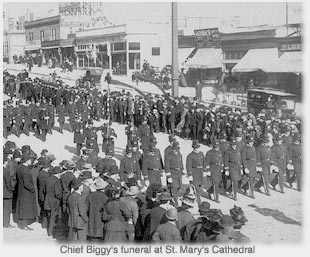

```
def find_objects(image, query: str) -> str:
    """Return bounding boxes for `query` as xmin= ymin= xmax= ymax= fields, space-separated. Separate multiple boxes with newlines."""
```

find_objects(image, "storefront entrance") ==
xmin=112 ymin=52 xmax=127 ymax=75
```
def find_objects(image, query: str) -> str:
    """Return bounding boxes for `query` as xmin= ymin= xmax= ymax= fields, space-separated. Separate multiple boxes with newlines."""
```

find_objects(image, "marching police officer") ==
xmin=256 ymin=136 xmax=271 ymax=195
xmin=186 ymin=140 xmax=205 ymax=189
xmin=241 ymin=137 xmax=257 ymax=198
xmin=165 ymin=140 xmax=184 ymax=197
xmin=142 ymin=137 xmax=164 ymax=186
xmin=205 ymin=139 xmax=223 ymax=202
xmin=224 ymin=138 xmax=242 ymax=200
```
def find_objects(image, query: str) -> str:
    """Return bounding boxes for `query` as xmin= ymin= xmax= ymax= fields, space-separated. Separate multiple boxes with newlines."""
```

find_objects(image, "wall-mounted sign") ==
xmin=194 ymin=27 xmax=220 ymax=48
xmin=194 ymin=28 xmax=220 ymax=41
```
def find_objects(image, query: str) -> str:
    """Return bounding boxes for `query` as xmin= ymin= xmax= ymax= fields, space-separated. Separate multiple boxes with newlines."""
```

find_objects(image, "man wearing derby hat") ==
xmin=205 ymin=139 xmax=223 ymax=202
xmin=152 ymin=207 xmax=181 ymax=242
xmin=86 ymin=177 xmax=109 ymax=241
xmin=256 ymin=135 xmax=271 ymax=195
xmin=224 ymin=138 xmax=242 ymax=200
xmin=43 ymin=166 xmax=63 ymax=237
xmin=186 ymin=140 xmax=205 ymax=190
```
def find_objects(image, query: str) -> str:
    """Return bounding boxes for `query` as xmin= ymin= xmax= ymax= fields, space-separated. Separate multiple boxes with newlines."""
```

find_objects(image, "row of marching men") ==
xmin=3 ymin=141 xmax=250 ymax=243
xmin=143 ymin=131 xmax=302 ymax=203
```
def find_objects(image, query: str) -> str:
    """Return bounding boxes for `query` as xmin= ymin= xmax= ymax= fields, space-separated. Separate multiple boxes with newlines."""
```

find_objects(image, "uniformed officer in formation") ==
xmin=205 ymin=140 xmax=223 ymax=202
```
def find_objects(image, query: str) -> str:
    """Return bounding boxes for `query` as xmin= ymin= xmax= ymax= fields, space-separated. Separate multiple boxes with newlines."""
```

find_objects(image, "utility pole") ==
xmin=171 ymin=2 xmax=179 ymax=97
xmin=286 ymin=1 xmax=289 ymax=37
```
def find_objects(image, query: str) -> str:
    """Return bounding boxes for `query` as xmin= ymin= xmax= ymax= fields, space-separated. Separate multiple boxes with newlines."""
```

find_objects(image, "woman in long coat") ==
xmin=16 ymin=157 xmax=38 ymax=230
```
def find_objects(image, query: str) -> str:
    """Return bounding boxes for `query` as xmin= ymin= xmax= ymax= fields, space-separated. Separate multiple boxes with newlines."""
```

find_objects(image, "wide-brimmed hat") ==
xmin=94 ymin=177 xmax=108 ymax=190
xmin=166 ymin=207 xmax=178 ymax=221
xmin=182 ymin=193 xmax=196 ymax=208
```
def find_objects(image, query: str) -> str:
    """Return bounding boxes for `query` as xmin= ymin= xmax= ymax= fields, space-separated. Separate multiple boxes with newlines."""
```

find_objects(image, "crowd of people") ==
xmin=3 ymin=68 xmax=302 ymax=242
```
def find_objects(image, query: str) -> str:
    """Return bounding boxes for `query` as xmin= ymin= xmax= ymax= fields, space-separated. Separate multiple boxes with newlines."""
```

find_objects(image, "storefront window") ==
xmin=152 ymin=47 xmax=160 ymax=56
xmin=113 ymin=42 xmax=126 ymax=51
xmin=129 ymin=42 xmax=140 ymax=51
xmin=129 ymin=52 xmax=140 ymax=70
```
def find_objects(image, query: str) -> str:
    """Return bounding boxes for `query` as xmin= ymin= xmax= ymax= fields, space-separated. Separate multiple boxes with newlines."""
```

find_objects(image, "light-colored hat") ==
xmin=94 ymin=177 xmax=108 ymax=190
xmin=166 ymin=207 xmax=178 ymax=221
xmin=126 ymin=186 xmax=140 ymax=196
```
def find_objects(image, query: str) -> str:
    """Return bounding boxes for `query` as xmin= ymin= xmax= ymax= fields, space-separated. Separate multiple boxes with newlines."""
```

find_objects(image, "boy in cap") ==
xmin=152 ymin=207 xmax=181 ymax=242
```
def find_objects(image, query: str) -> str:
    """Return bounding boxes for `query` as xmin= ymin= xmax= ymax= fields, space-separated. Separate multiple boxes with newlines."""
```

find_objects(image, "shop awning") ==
xmin=185 ymin=48 xmax=222 ymax=69
xmin=178 ymin=48 xmax=194 ymax=67
xmin=232 ymin=48 xmax=280 ymax=73
xmin=277 ymin=51 xmax=302 ymax=73
xmin=24 ymin=45 xmax=41 ymax=51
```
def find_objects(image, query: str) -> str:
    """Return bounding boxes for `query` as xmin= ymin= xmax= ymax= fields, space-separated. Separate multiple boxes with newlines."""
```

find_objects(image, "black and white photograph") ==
xmin=1 ymin=0 xmax=308 ymax=255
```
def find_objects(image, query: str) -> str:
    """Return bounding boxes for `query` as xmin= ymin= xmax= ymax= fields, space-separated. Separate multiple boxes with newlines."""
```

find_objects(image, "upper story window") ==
xmin=152 ymin=47 xmax=160 ymax=56
xmin=51 ymin=28 xmax=56 ymax=41
xmin=129 ymin=42 xmax=140 ymax=51
xmin=112 ymin=42 xmax=126 ymax=51
xmin=40 ymin=31 xmax=45 ymax=42
xmin=29 ymin=32 xmax=33 ymax=41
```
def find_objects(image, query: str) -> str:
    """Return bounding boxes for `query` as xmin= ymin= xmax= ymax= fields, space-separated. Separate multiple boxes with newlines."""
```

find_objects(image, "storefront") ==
xmin=41 ymin=39 xmax=75 ymax=67
xmin=185 ymin=48 xmax=223 ymax=86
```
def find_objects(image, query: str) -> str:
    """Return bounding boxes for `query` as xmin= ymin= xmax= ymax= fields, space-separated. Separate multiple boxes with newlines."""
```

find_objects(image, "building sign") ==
xmin=194 ymin=28 xmax=220 ymax=41
xmin=280 ymin=43 xmax=302 ymax=51
xmin=194 ymin=27 xmax=220 ymax=47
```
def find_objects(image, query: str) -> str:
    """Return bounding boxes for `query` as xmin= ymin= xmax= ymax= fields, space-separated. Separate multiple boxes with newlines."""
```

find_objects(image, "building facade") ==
xmin=74 ymin=22 xmax=172 ymax=75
